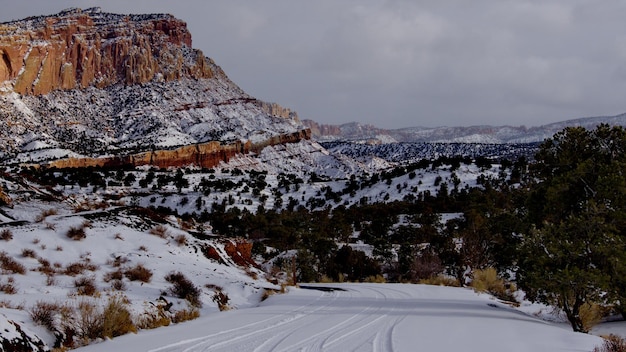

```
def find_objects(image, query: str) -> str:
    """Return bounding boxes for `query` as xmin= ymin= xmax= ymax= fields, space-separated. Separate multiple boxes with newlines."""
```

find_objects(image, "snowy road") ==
xmin=78 ymin=283 xmax=602 ymax=352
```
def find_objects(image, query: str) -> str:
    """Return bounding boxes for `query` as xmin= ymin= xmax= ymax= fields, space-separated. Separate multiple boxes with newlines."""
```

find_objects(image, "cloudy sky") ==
xmin=2 ymin=1 xmax=626 ymax=128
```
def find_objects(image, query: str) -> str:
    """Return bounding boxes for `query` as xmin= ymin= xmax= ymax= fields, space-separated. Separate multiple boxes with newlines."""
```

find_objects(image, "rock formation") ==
xmin=43 ymin=129 xmax=311 ymax=169
xmin=0 ymin=7 xmax=212 ymax=95
xmin=0 ymin=9 xmax=309 ymax=165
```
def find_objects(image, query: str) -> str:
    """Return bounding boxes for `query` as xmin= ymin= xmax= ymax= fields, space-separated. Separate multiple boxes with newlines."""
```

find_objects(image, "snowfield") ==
xmin=76 ymin=283 xmax=602 ymax=352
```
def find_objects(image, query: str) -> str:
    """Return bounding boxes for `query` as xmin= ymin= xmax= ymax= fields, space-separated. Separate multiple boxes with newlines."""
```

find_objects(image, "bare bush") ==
xmin=124 ymin=264 xmax=153 ymax=283
xmin=101 ymin=296 xmax=137 ymax=338
xmin=419 ymin=274 xmax=461 ymax=287
xmin=174 ymin=234 xmax=187 ymax=246
xmin=149 ymin=225 xmax=168 ymax=238
xmin=0 ymin=228 xmax=12 ymax=241
xmin=165 ymin=271 xmax=202 ymax=307
xmin=172 ymin=307 xmax=200 ymax=323
xmin=35 ymin=208 xmax=58 ymax=222
xmin=594 ymin=335 xmax=626 ymax=352
xmin=103 ymin=269 xmax=124 ymax=283
xmin=0 ymin=251 xmax=26 ymax=274
xmin=0 ymin=277 xmax=17 ymax=294
xmin=66 ymin=226 xmax=87 ymax=241
xmin=30 ymin=301 xmax=70 ymax=332
xmin=74 ymin=276 xmax=98 ymax=296
xmin=21 ymin=248 xmax=37 ymax=258
xmin=470 ymin=267 xmax=516 ymax=302
xmin=64 ymin=260 xmax=98 ymax=276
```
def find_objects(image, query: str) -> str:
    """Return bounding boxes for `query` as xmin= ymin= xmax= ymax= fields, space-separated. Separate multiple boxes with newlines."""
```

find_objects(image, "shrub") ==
xmin=21 ymin=248 xmax=37 ymax=258
xmin=0 ymin=277 xmax=17 ymax=294
xmin=110 ymin=279 xmax=127 ymax=291
xmin=0 ymin=229 xmax=12 ymax=241
xmin=594 ymin=335 xmax=626 ymax=352
xmin=103 ymin=269 xmax=124 ymax=282
xmin=165 ymin=271 xmax=202 ymax=307
xmin=64 ymin=261 xmax=98 ymax=276
xmin=149 ymin=225 xmax=168 ymax=238
xmin=74 ymin=276 xmax=98 ymax=296
xmin=76 ymin=300 xmax=103 ymax=340
xmin=124 ymin=264 xmax=153 ymax=283
xmin=364 ymin=274 xmax=386 ymax=283
xmin=579 ymin=301 xmax=608 ymax=333
xmin=419 ymin=274 xmax=461 ymax=287
xmin=35 ymin=208 xmax=58 ymax=222
xmin=174 ymin=234 xmax=187 ymax=246
xmin=66 ymin=226 xmax=86 ymax=240
xmin=0 ymin=251 xmax=26 ymax=274
xmin=470 ymin=267 xmax=516 ymax=302
xmin=30 ymin=301 xmax=66 ymax=331
xmin=211 ymin=290 xmax=229 ymax=311
xmin=101 ymin=296 xmax=137 ymax=338
xmin=172 ymin=307 xmax=200 ymax=323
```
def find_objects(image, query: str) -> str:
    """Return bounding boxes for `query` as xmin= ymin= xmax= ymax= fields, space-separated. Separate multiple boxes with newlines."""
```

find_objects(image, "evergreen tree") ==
xmin=517 ymin=125 xmax=626 ymax=332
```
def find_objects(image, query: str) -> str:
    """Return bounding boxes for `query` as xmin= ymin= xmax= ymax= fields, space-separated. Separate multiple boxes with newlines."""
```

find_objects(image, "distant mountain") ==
xmin=303 ymin=113 xmax=626 ymax=144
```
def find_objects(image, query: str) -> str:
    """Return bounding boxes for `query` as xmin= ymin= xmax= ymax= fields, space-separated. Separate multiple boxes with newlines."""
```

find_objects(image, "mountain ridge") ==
xmin=303 ymin=112 xmax=626 ymax=144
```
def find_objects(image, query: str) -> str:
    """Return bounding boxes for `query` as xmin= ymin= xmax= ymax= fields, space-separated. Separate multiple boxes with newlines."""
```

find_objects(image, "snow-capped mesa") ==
xmin=0 ymin=8 xmax=307 ymax=166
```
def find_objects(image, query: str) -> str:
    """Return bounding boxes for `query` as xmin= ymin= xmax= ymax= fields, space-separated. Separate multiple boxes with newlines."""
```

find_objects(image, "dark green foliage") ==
xmin=517 ymin=125 xmax=626 ymax=332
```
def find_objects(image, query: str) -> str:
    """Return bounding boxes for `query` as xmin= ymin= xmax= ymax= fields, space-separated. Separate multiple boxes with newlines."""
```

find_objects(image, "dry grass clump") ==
xmin=172 ymin=307 xmax=200 ymax=323
xmin=30 ymin=301 xmax=71 ymax=332
xmin=470 ymin=267 xmax=517 ymax=302
xmin=165 ymin=271 xmax=202 ymax=308
xmin=579 ymin=301 xmax=609 ymax=333
xmin=74 ymin=276 xmax=98 ymax=296
xmin=0 ymin=228 xmax=13 ymax=241
xmin=35 ymin=208 xmax=58 ymax=222
xmin=64 ymin=260 xmax=98 ymax=276
xmin=103 ymin=269 xmax=124 ymax=282
xmin=0 ymin=277 xmax=17 ymax=294
xmin=0 ymin=251 xmax=26 ymax=274
xmin=364 ymin=274 xmax=386 ymax=283
xmin=101 ymin=296 xmax=137 ymax=338
xmin=66 ymin=226 xmax=87 ymax=241
xmin=21 ymin=248 xmax=38 ymax=258
xmin=174 ymin=234 xmax=187 ymax=246
xmin=149 ymin=225 xmax=169 ymax=238
xmin=419 ymin=274 xmax=461 ymax=287
xmin=124 ymin=264 xmax=153 ymax=283
xmin=594 ymin=335 xmax=626 ymax=352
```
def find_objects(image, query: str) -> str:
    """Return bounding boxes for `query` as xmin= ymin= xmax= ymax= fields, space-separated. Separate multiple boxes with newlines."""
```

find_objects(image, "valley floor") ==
xmin=76 ymin=283 xmax=602 ymax=352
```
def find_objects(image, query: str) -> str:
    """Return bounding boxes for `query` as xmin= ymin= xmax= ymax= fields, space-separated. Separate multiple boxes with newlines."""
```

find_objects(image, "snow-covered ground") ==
xmin=75 ymin=283 xmax=603 ymax=352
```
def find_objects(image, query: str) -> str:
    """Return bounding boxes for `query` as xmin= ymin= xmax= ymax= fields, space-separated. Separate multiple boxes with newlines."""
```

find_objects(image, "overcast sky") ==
xmin=2 ymin=1 xmax=626 ymax=128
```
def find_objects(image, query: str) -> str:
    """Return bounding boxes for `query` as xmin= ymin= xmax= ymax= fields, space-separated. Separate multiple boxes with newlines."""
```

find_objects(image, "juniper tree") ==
xmin=517 ymin=125 xmax=626 ymax=332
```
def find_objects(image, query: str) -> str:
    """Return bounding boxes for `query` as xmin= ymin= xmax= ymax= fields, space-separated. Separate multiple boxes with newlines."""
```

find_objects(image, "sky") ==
xmin=2 ymin=0 xmax=626 ymax=129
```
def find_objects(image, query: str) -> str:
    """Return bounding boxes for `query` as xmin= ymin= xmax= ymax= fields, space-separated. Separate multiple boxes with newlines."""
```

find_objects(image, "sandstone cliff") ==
xmin=0 ymin=7 xmax=212 ymax=95
xmin=45 ymin=129 xmax=311 ymax=169
xmin=0 ymin=9 xmax=308 ymax=164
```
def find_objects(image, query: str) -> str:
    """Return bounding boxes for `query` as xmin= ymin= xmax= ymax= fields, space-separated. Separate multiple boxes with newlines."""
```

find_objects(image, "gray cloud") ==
xmin=1 ymin=0 xmax=625 ymax=128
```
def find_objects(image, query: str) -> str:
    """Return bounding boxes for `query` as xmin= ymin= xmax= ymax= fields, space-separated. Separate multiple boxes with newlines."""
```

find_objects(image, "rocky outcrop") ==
xmin=0 ymin=7 xmax=212 ymax=95
xmin=0 ymin=185 xmax=11 ymax=207
xmin=44 ymin=129 xmax=311 ymax=169
xmin=0 ymin=314 xmax=49 ymax=352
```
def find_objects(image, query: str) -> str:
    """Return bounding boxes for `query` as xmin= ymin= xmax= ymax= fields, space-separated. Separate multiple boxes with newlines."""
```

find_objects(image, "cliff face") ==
xmin=0 ymin=7 xmax=212 ymax=95
xmin=44 ymin=129 xmax=311 ymax=169
xmin=0 ymin=9 xmax=308 ymax=164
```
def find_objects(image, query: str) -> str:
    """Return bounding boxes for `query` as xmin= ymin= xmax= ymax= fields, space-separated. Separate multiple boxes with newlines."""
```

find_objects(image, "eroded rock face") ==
xmin=0 ymin=314 xmax=49 ymax=352
xmin=0 ymin=7 xmax=212 ymax=95
xmin=44 ymin=129 xmax=311 ymax=169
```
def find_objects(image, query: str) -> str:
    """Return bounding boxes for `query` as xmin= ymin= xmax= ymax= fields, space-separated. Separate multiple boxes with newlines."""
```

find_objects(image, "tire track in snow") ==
xmin=149 ymin=290 xmax=340 ymax=352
